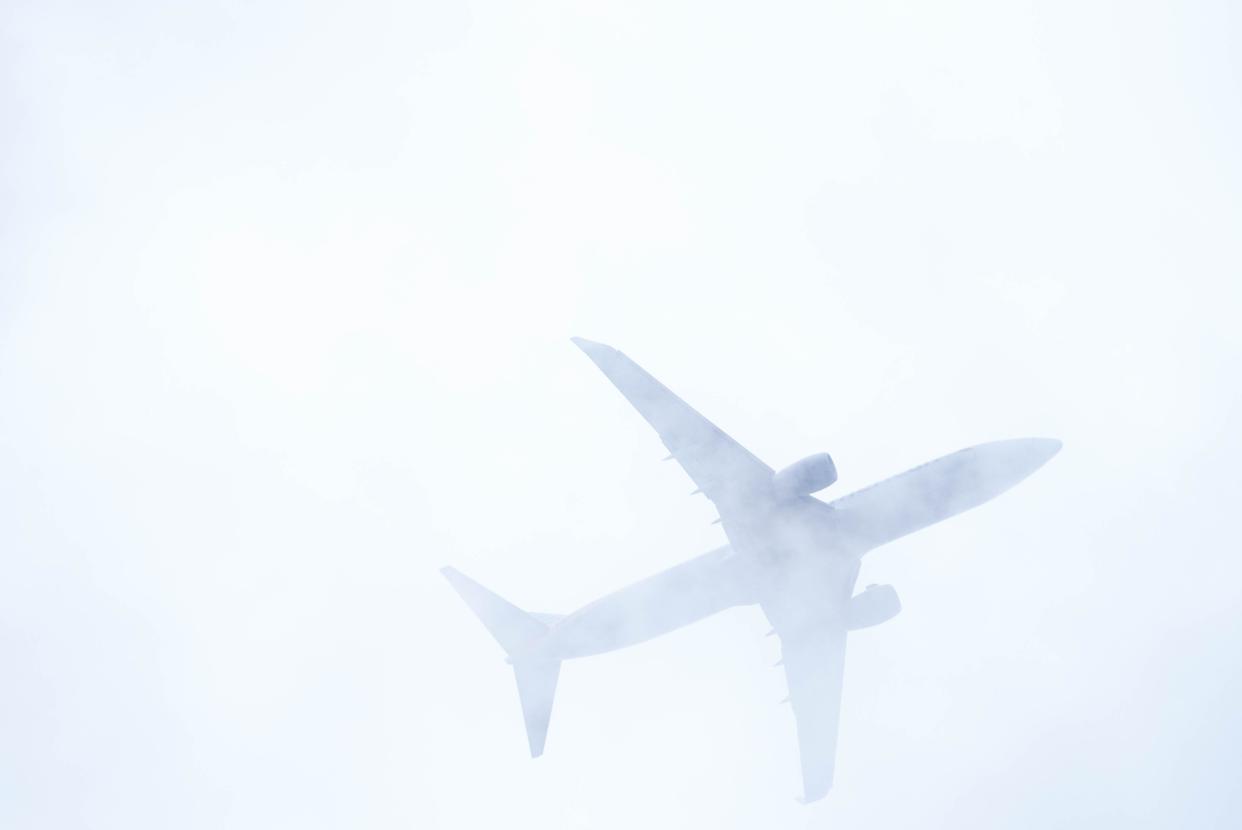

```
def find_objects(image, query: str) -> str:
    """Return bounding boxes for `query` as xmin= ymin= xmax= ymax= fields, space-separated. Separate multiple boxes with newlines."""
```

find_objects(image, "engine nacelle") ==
xmin=845 ymin=584 xmax=901 ymax=631
xmin=771 ymin=453 xmax=837 ymax=498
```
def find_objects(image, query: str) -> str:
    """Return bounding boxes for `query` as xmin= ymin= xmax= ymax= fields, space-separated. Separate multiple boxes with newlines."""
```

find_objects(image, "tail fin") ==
xmin=440 ymin=567 xmax=562 ymax=757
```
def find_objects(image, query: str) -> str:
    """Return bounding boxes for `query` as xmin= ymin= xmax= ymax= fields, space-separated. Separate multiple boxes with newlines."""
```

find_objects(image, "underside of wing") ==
xmin=571 ymin=338 xmax=774 ymax=518
xmin=776 ymin=623 xmax=849 ymax=803
xmin=828 ymin=438 xmax=1062 ymax=551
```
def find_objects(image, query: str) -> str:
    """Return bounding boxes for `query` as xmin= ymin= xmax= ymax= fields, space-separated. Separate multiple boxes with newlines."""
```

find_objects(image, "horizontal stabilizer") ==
xmin=441 ymin=566 xmax=564 ymax=757
xmin=514 ymin=661 xmax=560 ymax=757
xmin=440 ymin=567 xmax=549 ymax=656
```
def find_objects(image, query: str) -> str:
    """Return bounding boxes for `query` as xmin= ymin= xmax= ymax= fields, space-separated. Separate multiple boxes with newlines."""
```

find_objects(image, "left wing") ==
xmin=776 ymin=623 xmax=849 ymax=803
xmin=571 ymin=338 xmax=775 ymax=521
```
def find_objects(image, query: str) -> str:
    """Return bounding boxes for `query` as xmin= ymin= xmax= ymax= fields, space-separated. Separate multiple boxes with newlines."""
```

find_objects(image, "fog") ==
xmin=2 ymin=1 xmax=1240 ymax=827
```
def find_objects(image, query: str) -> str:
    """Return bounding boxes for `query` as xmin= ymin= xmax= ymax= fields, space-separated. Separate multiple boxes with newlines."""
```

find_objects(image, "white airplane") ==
xmin=443 ymin=338 xmax=1060 ymax=802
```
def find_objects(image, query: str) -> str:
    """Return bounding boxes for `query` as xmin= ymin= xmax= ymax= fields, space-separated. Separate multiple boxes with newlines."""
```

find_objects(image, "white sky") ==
xmin=2 ymin=1 xmax=1240 ymax=827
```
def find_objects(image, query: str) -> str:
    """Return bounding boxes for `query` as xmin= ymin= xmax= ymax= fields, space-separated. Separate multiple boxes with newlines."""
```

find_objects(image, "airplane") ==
xmin=442 ymin=338 xmax=1061 ymax=802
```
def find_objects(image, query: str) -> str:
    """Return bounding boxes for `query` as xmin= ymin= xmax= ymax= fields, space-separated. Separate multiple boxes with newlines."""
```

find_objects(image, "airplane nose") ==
xmin=961 ymin=437 xmax=1062 ymax=500
xmin=1027 ymin=437 xmax=1063 ymax=464
xmin=999 ymin=437 xmax=1062 ymax=482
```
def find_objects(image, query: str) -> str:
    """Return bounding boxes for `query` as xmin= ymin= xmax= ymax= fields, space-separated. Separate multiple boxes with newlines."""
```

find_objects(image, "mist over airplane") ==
xmin=443 ymin=338 xmax=1061 ymax=802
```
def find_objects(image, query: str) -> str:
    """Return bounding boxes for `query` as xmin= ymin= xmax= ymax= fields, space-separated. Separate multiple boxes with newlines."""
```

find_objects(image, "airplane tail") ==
xmin=440 ymin=566 xmax=563 ymax=757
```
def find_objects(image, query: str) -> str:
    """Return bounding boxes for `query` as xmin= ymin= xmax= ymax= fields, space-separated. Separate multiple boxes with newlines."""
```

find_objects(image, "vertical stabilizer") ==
xmin=440 ymin=567 xmax=563 ymax=757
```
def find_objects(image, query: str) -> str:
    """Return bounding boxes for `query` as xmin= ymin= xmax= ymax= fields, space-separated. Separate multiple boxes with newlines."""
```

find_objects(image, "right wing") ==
xmin=571 ymin=338 xmax=775 ymax=522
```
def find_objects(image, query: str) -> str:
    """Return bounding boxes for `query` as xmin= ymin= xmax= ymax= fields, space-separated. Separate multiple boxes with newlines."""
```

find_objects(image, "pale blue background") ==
xmin=2 ymin=1 xmax=1239 ymax=827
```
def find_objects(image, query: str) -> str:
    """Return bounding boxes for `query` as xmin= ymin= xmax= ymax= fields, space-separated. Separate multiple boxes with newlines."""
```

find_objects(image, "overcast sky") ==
xmin=2 ymin=1 xmax=1240 ymax=828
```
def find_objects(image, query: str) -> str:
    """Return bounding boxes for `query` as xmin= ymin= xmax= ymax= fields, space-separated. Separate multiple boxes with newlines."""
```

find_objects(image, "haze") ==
xmin=2 ymin=1 xmax=1239 ymax=828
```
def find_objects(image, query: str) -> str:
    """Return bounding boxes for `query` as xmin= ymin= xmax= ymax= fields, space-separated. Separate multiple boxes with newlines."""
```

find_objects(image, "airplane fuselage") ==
xmin=442 ymin=336 xmax=1061 ymax=801
xmin=530 ymin=498 xmax=864 ymax=661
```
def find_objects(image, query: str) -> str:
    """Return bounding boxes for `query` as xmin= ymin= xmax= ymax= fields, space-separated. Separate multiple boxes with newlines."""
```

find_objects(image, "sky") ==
xmin=2 ymin=1 xmax=1240 ymax=827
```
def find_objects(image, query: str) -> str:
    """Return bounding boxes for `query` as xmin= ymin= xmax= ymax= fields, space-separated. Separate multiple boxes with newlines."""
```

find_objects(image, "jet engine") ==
xmin=845 ymin=584 xmax=901 ymax=631
xmin=771 ymin=452 xmax=838 ymax=498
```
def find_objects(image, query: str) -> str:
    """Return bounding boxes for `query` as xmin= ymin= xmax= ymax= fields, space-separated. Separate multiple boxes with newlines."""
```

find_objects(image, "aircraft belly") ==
xmin=760 ymin=551 xmax=860 ymax=632
xmin=724 ymin=498 xmax=860 ymax=569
